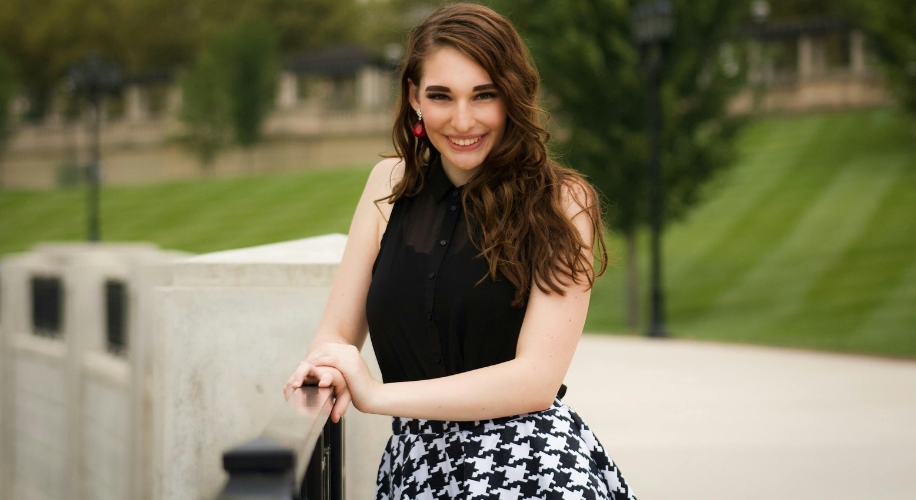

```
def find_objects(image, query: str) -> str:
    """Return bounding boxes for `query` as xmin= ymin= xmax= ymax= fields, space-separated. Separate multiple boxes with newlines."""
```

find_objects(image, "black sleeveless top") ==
xmin=366 ymin=159 xmax=526 ymax=383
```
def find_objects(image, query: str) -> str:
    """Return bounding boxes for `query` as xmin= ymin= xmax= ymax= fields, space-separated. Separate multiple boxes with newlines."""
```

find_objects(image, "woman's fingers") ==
xmin=283 ymin=360 xmax=319 ymax=400
xmin=286 ymin=364 xmax=351 ymax=422
xmin=331 ymin=388 xmax=352 ymax=423
xmin=312 ymin=366 xmax=346 ymax=389
xmin=284 ymin=375 xmax=302 ymax=400
xmin=317 ymin=368 xmax=335 ymax=388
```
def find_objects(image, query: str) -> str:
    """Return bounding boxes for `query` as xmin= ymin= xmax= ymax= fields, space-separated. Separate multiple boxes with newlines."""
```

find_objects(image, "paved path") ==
xmin=564 ymin=335 xmax=916 ymax=500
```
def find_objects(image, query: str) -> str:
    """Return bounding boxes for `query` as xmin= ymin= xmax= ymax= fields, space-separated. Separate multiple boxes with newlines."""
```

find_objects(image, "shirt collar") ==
xmin=427 ymin=157 xmax=460 ymax=203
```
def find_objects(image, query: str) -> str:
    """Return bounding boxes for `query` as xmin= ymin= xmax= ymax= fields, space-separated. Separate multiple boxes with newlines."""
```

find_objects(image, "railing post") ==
xmin=330 ymin=418 xmax=344 ymax=500
xmin=301 ymin=418 xmax=344 ymax=500
xmin=215 ymin=387 xmax=343 ymax=500
xmin=219 ymin=437 xmax=297 ymax=500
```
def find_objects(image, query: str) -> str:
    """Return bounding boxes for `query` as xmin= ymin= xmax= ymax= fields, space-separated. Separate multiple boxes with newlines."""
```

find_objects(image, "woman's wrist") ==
xmin=307 ymin=333 xmax=348 ymax=357
xmin=363 ymin=379 xmax=388 ymax=415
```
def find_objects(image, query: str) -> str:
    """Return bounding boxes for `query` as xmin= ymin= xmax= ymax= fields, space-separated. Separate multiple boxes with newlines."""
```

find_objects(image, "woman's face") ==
xmin=409 ymin=46 xmax=507 ymax=186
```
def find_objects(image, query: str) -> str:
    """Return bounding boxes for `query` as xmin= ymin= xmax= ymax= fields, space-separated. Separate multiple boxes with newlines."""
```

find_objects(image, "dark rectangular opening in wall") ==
xmin=106 ymin=280 xmax=128 ymax=355
xmin=31 ymin=276 xmax=63 ymax=338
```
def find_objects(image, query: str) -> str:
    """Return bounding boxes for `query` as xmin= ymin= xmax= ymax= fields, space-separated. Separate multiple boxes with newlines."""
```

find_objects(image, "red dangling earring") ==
xmin=412 ymin=108 xmax=426 ymax=138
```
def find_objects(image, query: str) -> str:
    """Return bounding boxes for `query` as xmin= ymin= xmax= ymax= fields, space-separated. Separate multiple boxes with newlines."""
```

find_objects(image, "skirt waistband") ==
xmin=391 ymin=399 xmax=563 ymax=435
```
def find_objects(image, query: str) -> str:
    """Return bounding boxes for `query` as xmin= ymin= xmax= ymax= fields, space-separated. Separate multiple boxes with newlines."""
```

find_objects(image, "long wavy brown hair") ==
xmin=384 ymin=3 xmax=608 ymax=306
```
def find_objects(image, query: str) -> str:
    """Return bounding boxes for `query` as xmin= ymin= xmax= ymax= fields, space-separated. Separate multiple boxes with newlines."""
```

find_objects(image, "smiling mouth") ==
xmin=448 ymin=136 xmax=483 ymax=147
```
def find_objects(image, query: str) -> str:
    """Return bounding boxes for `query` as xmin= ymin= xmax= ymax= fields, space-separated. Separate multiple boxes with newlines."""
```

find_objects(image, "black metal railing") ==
xmin=216 ymin=386 xmax=344 ymax=500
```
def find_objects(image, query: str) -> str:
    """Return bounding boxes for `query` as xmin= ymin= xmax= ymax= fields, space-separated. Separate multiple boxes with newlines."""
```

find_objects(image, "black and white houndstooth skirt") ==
xmin=375 ymin=400 xmax=636 ymax=500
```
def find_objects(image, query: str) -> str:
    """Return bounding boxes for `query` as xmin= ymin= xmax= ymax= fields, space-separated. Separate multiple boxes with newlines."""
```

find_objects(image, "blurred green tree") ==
xmin=180 ymin=18 xmax=279 ymax=169
xmin=117 ymin=0 xmax=201 ymax=73
xmin=852 ymin=1 xmax=916 ymax=128
xmin=180 ymin=50 xmax=231 ymax=169
xmin=0 ymin=50 xmax=15 ymax=188
xmin=212 ymin=18 xmax=280 ymax=152
xmin=0 ymin=0 xmax=365 ymax=120
xmin=0 ymin=0 xmax=126 ymax=118
xmin=0 ymin=50 xmax=17 ymax=153
xmin=489 ymin=0 xmax=750 ymax=328
xmin=764 ymin=0 xmax=847 ymax=19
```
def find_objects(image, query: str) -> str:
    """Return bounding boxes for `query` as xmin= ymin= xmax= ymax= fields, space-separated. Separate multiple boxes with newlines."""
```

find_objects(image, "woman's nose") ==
xmin=451 ymin=101 xmax=475 ymax=132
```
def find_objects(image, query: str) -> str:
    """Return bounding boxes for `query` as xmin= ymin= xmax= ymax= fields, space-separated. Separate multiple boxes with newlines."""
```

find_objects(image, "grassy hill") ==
xmin=587 ymin=108 xmax=916 ymax=357
xmin=0 ymin=166 xmax=370 ymax=256
xmin=2 ymin=108 xmax=914 ymax=357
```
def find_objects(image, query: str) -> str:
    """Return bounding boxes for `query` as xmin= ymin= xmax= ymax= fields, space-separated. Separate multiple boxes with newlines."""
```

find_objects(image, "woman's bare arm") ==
xmin=284 ymin=157 xmax=402 ymax=420
xmin=305 ymin=157 xmax=403 ymax=352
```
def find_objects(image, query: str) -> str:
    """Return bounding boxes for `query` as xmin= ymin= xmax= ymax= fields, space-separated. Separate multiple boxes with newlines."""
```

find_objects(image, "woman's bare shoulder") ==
xmin=558 ymin=176 xmax=598 ymax=216
xmin=366 ymin=157 xmax=405 ymax=200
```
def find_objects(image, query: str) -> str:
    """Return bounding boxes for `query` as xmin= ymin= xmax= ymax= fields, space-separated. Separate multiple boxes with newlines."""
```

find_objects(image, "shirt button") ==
xmin=434 ymin=356 xmax=442 ymax=364
xmin=452 ymin=191 xmax=459 ymax=197
xmin=426 ymin=313 xmax=433 ymax=320
xmin=450 ymin=205 xmax=458 ymax=212
xmin=439 ymin=239 xmax=447 ymax=246
xmin=428 ymin=272 xmax=436 ymax=279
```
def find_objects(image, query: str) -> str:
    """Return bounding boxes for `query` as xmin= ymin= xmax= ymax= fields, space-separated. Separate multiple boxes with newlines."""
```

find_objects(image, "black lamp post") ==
xmin=67 ymin=53 xmax=121 ymax=242
xmin=631 ymin=1 xmax=674 ymax=338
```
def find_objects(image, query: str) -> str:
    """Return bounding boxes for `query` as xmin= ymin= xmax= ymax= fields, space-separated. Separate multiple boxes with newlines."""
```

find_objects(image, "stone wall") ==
xmin=0 ymin=111 xmax=392 ymax=190
xmin=0 ymin=243 xmax=187 ymax=500
xmin=1 ymin=237 xmax=391 ymax=499
xmin=152 ymin=235 xmax=391 ymax=500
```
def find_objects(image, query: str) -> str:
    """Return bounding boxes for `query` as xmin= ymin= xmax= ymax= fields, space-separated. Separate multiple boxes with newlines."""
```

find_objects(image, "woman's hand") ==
xmin=309 ymin=343 xmax=381 ymax=414
xmin=283 ymin=361 xmax=352 ymax=423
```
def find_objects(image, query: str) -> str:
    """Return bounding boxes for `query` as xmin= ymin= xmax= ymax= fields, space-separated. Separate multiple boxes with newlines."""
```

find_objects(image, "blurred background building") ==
xmin=1 ymin=45 xmax=395 ymax=189
xmin=0 ymin=1 xmax=898 ymax=190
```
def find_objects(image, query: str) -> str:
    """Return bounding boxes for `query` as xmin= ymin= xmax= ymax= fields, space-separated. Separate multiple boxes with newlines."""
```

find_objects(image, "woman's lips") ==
xmin=447 ymin=134 xmax=485 ymax=150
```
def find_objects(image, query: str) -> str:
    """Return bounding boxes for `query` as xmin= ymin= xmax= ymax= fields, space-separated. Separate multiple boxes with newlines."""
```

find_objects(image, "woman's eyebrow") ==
xmin=424 ymin=84 xmax=497 ymax=92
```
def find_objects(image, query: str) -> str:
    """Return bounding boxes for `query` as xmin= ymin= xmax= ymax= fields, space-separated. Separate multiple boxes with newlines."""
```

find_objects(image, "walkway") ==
xmin=565 ymin=334 xmax=916 ymax=500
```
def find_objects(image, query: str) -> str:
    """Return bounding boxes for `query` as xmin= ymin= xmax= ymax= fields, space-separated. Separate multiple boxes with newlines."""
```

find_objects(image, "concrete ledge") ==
xmin=174 ymin=235 xmax=347 ymax=288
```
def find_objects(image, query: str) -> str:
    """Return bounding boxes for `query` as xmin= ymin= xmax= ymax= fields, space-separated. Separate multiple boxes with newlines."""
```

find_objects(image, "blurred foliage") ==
xmin=180 ymin=50 xmax=231 ymax=168
xmin=851 ymin=0 xmax=916 ymax=127
xmin=180 ymin=18 xmax=280 ymax=167
xmin=487 ymin=0 xmax=751 ymax=327
xmin=191 ymin=0 xmax=363 ymax=55
xmin=490 ymin=0 xmax=750 ymax=234
xmin=764 ymin=0 xmax=850 ymax=19
xmin=212 ymin=18 xmax=280 ymax=149
xmin=0 ymin=50 xmax=16 ymax=155
xmin=0 ymin=0 xmax=369 ymax=119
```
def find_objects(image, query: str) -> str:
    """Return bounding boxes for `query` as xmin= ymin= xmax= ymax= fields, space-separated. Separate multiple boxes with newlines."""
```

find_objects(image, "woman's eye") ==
xmin=427 ymin=93 xmax=450 ymax=101
xmin=476 ymin=92 xmax=497 ymax=100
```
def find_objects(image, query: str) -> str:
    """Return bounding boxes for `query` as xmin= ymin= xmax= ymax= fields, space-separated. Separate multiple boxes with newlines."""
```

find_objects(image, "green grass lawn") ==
xmin=2 ymin=108 xmax=915 ymax=357
xmin=0 ymin=166 xmax=371 ymax=256
xmin=586 ymin=107 xmax=916 ymax=358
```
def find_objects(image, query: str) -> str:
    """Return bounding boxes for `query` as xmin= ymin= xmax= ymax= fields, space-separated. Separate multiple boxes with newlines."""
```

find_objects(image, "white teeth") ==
xmin=449 ymin=136 xmax=481 ymax=146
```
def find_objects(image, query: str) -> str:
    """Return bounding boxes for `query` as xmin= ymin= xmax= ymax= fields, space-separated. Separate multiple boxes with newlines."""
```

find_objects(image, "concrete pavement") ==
xmin=564 ymin=334 xmax=916 ymax=500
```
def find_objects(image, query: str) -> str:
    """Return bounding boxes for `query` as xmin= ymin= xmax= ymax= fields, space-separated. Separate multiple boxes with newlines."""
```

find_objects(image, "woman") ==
xmin=284 ymin=4 xmax=636 ymax=499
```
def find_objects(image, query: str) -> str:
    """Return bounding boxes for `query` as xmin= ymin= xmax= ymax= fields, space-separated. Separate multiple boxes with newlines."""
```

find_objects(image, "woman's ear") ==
xmin=407 ymin=78 xmax=420 ymax=111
